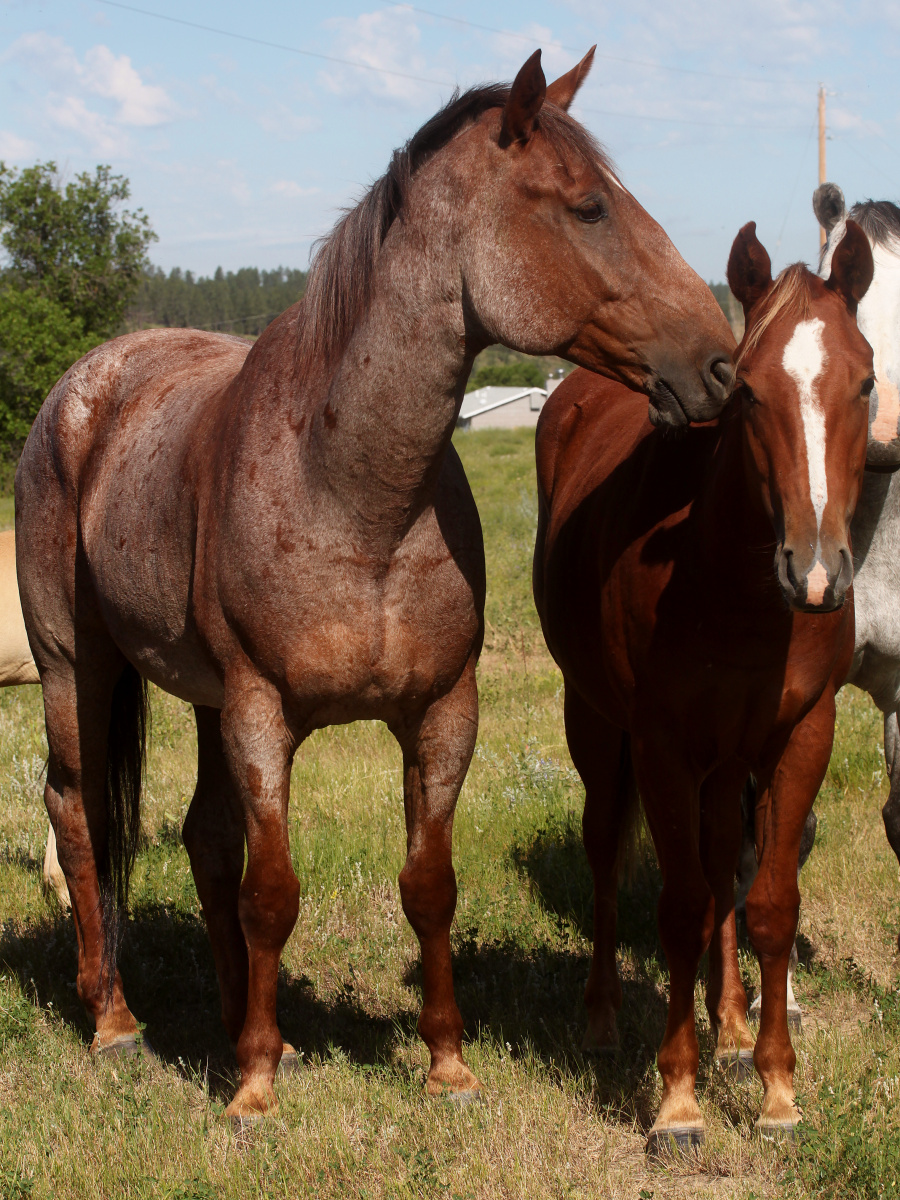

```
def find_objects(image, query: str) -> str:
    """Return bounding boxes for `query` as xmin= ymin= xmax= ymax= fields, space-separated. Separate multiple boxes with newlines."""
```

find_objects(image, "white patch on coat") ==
xmin=782 ymin=318 xmax=828 ymax=532
xmin=806 ymin=560 xmax=829 ymax=605
xmin=860 ymin=242 xmax=900 ymax=444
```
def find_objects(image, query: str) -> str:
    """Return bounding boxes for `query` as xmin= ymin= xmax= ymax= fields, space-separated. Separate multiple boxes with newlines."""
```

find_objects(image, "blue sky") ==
xmin=3 ymin=0 xmax=900 ymax=282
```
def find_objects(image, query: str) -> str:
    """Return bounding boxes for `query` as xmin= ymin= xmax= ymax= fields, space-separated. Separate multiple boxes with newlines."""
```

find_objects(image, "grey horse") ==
xmin=738 ymin=184 xmax=900 ymax=1025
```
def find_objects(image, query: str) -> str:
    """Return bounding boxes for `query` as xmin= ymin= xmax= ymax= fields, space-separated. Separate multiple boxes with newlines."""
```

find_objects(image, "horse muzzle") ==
xmin=646 ymin=352 xmax=734 ymax=430
xmin=776 ymin=542 xmax=853 ymax=613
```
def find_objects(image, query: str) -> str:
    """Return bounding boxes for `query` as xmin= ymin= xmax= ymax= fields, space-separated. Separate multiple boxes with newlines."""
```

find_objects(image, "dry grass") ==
xmin=0 ymin=429 xmax=895 ymax=1197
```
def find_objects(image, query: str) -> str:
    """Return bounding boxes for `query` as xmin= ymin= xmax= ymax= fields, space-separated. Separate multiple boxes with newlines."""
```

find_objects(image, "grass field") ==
xmin=0 ymin=427 xmax=898 ymax=1198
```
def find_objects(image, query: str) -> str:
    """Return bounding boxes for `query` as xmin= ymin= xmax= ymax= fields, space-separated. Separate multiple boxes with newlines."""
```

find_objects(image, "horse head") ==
xmin=728 ymin=221 xmax=874 ymax=612
xmin=440 ymin=49 xmax=734 ymax=428
xmin=816 ymin=183 xmax=900 ymax=472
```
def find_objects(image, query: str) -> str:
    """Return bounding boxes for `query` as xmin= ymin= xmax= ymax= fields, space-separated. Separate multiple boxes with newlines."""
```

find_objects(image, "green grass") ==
xmin=0 ymin=428 xmax=896 ymax=1196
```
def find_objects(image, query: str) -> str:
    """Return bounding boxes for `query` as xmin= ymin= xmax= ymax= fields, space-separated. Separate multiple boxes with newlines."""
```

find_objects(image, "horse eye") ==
xmin=741 ymin=384 xmax=758 ymax=406
xmin=862 ymin=376 xmax=875 ymax=398
xmin=575 ymin=201 xmax=606 ymax=224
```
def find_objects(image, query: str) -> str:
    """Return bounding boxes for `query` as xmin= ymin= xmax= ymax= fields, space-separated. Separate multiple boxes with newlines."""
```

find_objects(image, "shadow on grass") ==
xmin=0 ymin=901 xmax=402 ymax=1100
xmin=0 ymin=816 xmax=670 ymax=1127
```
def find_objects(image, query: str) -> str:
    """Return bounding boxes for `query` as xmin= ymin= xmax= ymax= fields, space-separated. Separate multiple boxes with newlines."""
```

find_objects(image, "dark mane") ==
xmin=297 ymin=82 xmax=609 ymax=373
xmin=848 ymin=200 xmax=900 ymax=248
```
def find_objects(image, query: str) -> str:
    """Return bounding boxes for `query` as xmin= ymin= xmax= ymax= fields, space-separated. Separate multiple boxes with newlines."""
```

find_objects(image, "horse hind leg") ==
xmin=392 ymin=656 xmax=481 ymax=1100
xmin=182 ymin=705 xmax=299 ymax=1077
xmin=563 ymin=686 xmax=631 ymax=1055
xmin=41 ymin=656 xmax=147 ymax=1055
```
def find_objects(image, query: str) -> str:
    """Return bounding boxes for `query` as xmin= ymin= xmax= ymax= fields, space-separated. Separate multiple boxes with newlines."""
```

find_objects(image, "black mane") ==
xmin=296 ymin=81 xmax=609 ymax=373
xmin=849 ymin=199 xmax=900 ymax=248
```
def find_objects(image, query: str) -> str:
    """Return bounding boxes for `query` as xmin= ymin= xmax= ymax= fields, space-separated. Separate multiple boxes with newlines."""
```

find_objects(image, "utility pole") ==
xmin=818 ymin=84 xmax=827 ymax=247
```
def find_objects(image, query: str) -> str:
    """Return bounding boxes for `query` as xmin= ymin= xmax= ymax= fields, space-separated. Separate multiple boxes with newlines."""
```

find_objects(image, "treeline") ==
xmin=126 ymin=266 xmax=308 ymax=337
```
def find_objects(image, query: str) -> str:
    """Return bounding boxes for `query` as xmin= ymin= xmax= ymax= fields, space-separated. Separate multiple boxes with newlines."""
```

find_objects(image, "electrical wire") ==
xmin=90 ymin=0 xmax=816 ymax=135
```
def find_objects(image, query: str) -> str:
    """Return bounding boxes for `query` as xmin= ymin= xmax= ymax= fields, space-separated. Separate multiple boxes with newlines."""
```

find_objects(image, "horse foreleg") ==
xmin=699 ymin=764 xmax=755 ymax=1077
xmin=220 ymin=681 xmax=299 ymax=1124
xmin=392 ymin=655 xmax=480 ymax=1100
xmin=563 ymin=687 xmax=629 ymax=1053
xmin=633 ymin=743 xmax=711 ymax=1154
xmin=746 ymin=693 xmax=835 ymax=1137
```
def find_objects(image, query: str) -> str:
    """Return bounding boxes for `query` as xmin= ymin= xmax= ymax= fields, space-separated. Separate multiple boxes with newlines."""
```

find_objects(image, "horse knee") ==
xmin=399 ymin=853 xmax=456 ymax=936
xmin=745 ymin=884 xmax=799 ymax=959
xmin=658 ymin=883 xmax=714 ymax=963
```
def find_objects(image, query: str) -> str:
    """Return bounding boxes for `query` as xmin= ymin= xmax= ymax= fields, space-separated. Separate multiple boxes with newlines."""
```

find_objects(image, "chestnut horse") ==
xmin=15 ymin=50 xmax=733 ymax=1123
xmin=737 ymin=188 xmax=900 ymax=1029
xmin=534 ymin=223 xmax=874 ymax=1150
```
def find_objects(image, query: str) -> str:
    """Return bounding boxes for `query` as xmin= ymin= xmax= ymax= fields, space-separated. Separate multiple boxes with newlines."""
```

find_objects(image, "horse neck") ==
xmin=699 ymin=410 xmax=780 ymax=593
xmin=306 ymin=231 xmax=476 ymax=552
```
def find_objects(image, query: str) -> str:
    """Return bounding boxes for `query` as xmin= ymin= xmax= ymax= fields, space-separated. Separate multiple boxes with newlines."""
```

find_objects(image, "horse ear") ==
xmin=545 ymin=46 xmax=596 ymax=111
xmin=727 ymin=222 xmax=773 ymax=316
xmin=825 ymin=219 xmax=874 ymax=313
xmin=813 ymin=182 xmax=846 ymax=234
xmin=499 ymin=50 xmax=546 ymax=148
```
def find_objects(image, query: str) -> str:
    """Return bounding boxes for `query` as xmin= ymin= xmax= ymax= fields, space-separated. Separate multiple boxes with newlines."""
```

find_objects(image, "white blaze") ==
xmin=782 ymin=318 xmax=828 ymax=532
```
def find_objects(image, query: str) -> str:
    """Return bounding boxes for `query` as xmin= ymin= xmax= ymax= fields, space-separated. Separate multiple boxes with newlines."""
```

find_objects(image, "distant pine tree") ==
xmin=127 ymin=265 xmax=308 ymax=337
xmin=466 ymin=361 xmax=546 ymax=392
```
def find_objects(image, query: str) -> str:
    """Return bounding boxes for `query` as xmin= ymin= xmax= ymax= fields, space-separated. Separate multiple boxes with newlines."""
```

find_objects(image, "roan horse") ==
xmin=736 ymin=187 xmax=900 ymax=1025
xmin=0 ymin=530 xmax=69 ymax=908
xmin=15 ymin=50 xmax=734 ymax=1124
xmin=533 ymin=223 xmax=874 ymax=1150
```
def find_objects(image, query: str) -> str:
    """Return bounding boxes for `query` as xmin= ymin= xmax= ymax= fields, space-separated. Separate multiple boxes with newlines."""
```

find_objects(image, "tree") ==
xmin=0 ymin=289 xmax=97 ymax=445
xmin=0 ymin=162 xmax=156 ymax=458
xmin=0 ymin=162 xmax=156 ymax=337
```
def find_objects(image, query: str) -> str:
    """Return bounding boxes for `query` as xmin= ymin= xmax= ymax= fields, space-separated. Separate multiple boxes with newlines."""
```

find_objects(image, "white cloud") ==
xmin=320 ymin=6 xmax=432 ymax=104
xmin=82 ymin=44 xmax=175 ymax=126
xmin=269 ymin=181 xmax=320 ymax=198
xmin=0 ymin=130 xmax=37 ymax=161
xmin=5 ymin=33 xmax=177 ymax=154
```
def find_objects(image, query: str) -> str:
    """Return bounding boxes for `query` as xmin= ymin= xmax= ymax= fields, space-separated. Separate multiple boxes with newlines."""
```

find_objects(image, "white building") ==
xmin=456 ymin=378 xmax=563 ymax=431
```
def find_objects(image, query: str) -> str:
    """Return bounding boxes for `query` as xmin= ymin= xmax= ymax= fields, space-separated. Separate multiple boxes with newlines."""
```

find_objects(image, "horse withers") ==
xmin=15 ymin=49 xmax=734 ymax=1125
xmin=533 ymin=222 xmax=874 ymax=1150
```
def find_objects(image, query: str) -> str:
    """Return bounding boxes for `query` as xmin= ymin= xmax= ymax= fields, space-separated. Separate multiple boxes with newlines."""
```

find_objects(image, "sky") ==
xmin=2 ymin=0 xmax=900 ymax=283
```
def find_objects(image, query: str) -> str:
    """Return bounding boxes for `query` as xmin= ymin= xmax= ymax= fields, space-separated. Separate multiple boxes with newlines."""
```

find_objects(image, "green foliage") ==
xmin=0 ymin=289 xmax=100 ymax=445
xmin=127 ymin=265 xmax=308 ymax=337
xmin=0 ymin=161 xmax=155 ymax=458
xmin=465 ymin=361 xmax=547 ymax=392
xmin=0 ymin=162 xmax=156 ymax=338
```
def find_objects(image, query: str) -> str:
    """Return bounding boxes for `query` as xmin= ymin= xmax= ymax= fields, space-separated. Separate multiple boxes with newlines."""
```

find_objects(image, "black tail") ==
xmin=100 ymin=664 xmax=149 ymax=984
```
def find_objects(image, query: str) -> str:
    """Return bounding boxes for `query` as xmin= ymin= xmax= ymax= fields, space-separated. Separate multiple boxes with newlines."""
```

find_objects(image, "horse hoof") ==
xmin=645 ymin=1127 xmax=704 ymax=1158
xmin=277 ymin=1050 xmax=301 ymax=1079
xmin=230 ymin=1113 xmax=263 ymax=1138
xmin=92 ymin=1033 xmax=156 ymax=1061
xmin=582 ymin=1043 xmax=617 ymax=1059
xmin=787 ymin=1010 xmax=802 ymax=1035
xmin=716 ymin=1049 xmax=755 ymax=1081
xmin=442 ymin=1088 xmax=483 ymax=1107
xmin=756 ymin=1118 xmax=801 ymax=1143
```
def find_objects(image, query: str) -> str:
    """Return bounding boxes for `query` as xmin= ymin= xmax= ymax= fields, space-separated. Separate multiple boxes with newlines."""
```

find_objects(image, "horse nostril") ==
xmin=705 ymin=355 xmax=735 ymax=401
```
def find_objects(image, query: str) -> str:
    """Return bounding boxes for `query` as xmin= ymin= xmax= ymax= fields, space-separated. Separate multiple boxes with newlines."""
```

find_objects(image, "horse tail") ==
xmin=100 ymin=663 xmax=149 ymax=981
xmin=614 ymin=733 xmax=649 ymax=886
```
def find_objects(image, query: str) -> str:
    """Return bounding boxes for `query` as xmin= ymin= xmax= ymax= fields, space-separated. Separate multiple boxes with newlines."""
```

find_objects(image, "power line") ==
xmin=90 ymin=0 xmax=816 ymax=135
xmin=408 ymin=5 xmax=819 ymax=88
xmin=93 ymin=0 xmax=457 ymax=87
xmin=577 ymin=104 xmax=808 ymax=133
